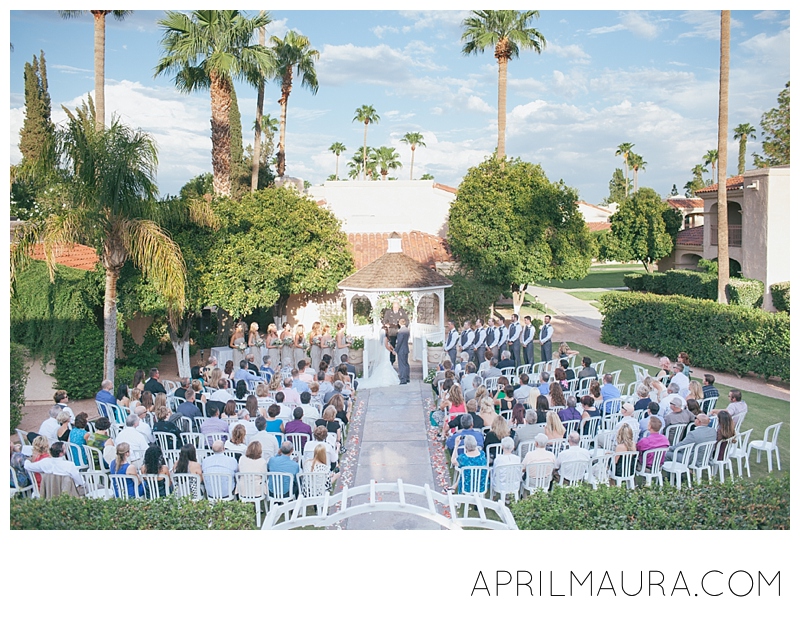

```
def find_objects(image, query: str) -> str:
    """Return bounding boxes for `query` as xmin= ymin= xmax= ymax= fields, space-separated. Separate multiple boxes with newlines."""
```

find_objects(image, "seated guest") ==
xmin=116 ymin=384 xmax=130 ymax=409
xmin=173 ymin=444 xmax=204 ymax=487
xmin=600 ymin=373 xmax=621 ymax=401
xmin=534 ymin=395 xmax=549 ymax=424
xmin=702 ymin=374 xmax=719 ymax=400
xmin=560 ymin=358 xmax=575 ymax=382
xmin=664 ymin=397 xmax=695 ymax=429
xmin=481 ymin=357 xmax=502 ymax=380
xmin=202 ymin=441 xmax=237 ymax=495
xmin=513 ymin=374 xmax=532 ymax=402
xmin=577 ymin=356 xmax=597 ymax=379
xmin=638 ymin=402 xmax=664 ymax=440
xmin=536 ymin=372 xmax=550 ymax=397
xmin=302 ymin=426 xmax=338 ymax=468
xmin=284 ymin=408 xmax=313 ymax=448
xmin=475 ymin=398 xmax=495 ymax=429
xmin=255 ymin=383 xmax=273 ymax=412
xmin=589 ymin=380 xmax=603 ymax=407
xmin=464 ymin=375 xmax=483 ymax=402
xmin=109 ymin=442 xmax=143 ymax=497
xmin=446 ymin=413 xmax=485 ymax=454
xmin=237 ymin=441 xmax=268 ymax=497
xmin=522 ymin=433 xmax=556 ymax=468
xmin=654 ymin=356 xmax=672 ymax=380
xmin=220 ymin=400 xmax=238 ymax=424
xmin=234 ymin=360 xmax=256 ymax=385
xmin=290 ymin=369 xmax=309 ymax=394
xmin=134 ymin=406 xmax=155 ymax=444
xmin=304 ymin=443 xmax=340 ymax=491
xmin=544 ymin=411 xmax=565 ymax=440
xmin=658 ymin=384 xmax=686 ymax=416
xmin=246 ymin=354 xmax=259 ymax=375
xmin=669 ymin=362 xmax=689 ymax=395
xmin=299 ymin=391 xmax=320 ymax=422
xmin=248 ymin=416 xmax=279 ymax=460
xmin=177 ymin=388 xmax=204 ymax=420
xmin=323 ymin=380 xmax=346 ymax=405
xmin=83 ymin=417 xmax=115 ymax=465
xmin=633 ymin=384 xmax=652 ymax=412
xmin=450 ymin=434 xmax=487 ymax=493
xmin=553 ymin=367 xmax=569 ymax=391
xmin=715 ymin=389 xmax=748 ymax=419
xmin=95 ymin=380 xmax=117 ymax=406
xmin=297 ymin=360 xmax=314 ymax=383
xmin=173 ymin=378 xmax=190 ymax=400
xmin=267 ymin=441 xmax=301 ymax=496
xmin=579 ymin=395 xmax=601 ymax=434
xmin=460 ymin=363 xmax=478 ymax=395
xmin=558 ymin=396 xmax=582 ymax=424
xmin=140 ymin=445 xmax=172 ymax=498
xmin=493 ymin=436 xmax=521 ymax=468
xmin=25 ymin=441 xmax=87 ymax=494
xmin=265 ymin=404 xmax=285 ymax=434
xmin=686 ymin=398 xmax=703 ymax=419
xmin=316 ymin=371 xmax=333 ymax=400
xmin=53 ymin=389 xmax=75 ymax=423
xmin=200 ymin=407 xmax=230 ymax=446
xmin=144 ymin=368 xmax=167 ymax=395
xmin=667 ymin=413 xmax=716 ymax=459
xmin=56 ymin=410 xmax=72 ymax=443
xmin=114 ymin=414 xmax=150 ymax=457
xmin=496 ymin=351 xmax=515 ymax=370
xmin=209 ymin=379 xmax=236 ymax=405
xmin=328 ymin=393 xmax=349 ymax=426
xmin=273 ymin=391 xmax=293 ymax=420
xmin=513 ymin=410 xmax=540 ymax=449
xmin=687 ymin=380 xmax=704 ymax=403
xmin=224 ymin=424 xmax=248 ymax=458
xmin=483 ymin=416 xmax=512 ymax=458
xmin=315 ymin=406 xmax=343 ymax=446
xmin=636 ymin=417 xmax=669 ymax=468
xmin=260 ymin=357 xmax=274 ymax=381
xmin=548 ymin=382 xmax=566 ymax=409
xmin=28 ymin=436 xmax=51 ymax=486
xmin=555 ymin=432 xmax=591 ymax=475
xmin=612 ymin=425 xmax=637 ymax=483
xmin=153 ymin=405 xmax=183 ymax=449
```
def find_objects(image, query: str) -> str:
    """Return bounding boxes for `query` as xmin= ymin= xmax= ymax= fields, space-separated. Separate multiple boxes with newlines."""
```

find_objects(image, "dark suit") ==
xmin=144 ymin=377 xmax=166 ymax=395
xmin=395 ymin=326 xmax=410 ymax=384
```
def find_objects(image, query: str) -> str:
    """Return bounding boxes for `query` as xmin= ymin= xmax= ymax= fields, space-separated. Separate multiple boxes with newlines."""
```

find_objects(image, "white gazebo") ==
xmin=337 ymin=233 xmax=452 ymax=378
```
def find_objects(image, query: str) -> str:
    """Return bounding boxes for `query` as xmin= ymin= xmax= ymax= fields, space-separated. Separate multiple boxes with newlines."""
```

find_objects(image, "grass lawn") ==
xmin=542 ymin=263 xmax=646 ymax=289
xmin=567 ymin=341 xmax=790 ymax=481
xmin=566 ymin=290 xmax=604 ymax=309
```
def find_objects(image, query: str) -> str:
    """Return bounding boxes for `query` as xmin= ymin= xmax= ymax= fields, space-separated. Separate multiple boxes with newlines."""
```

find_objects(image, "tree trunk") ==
xmin=409 ymin=145 xmax=415 ymax=180
xmin=276 ymin=69 xmax=292 ymax=178
xmin=215 ymin=308 xmax=234 ymax=346
xmin=738 ymin=137 xmax=747 ymax=176
xmin=209 ymin=73 xmax=232 ymax=196
xmin=624 ymin=156 xmax=629 ymax=197
xmin=335 ymin=154 xmax=339 ymax=180
xmin=362 ymin=122 xmax=368 ymax=180
xmin=92 ymin=11 xmax=106 ymax=131
xmin=642 ymin=260 xmax=652 ymax=273
xmin=250 ymin=17 xmax=266 ymax=192
xmin=717 ymin=10 xmax=731 ymax=304
xmin=497 ymin=57 xmax=507 ymax=162
xmin=511 ymin=284 xmax=527 ymax=317
xmin=103 ymin=266 xmax=119 ymax=383
xmin=169 ymin=318 xmax=193 ymax=378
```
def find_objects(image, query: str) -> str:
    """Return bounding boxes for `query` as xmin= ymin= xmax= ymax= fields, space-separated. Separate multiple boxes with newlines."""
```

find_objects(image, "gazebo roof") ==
xmin=338 ymin=233 xmax=453 ymax=291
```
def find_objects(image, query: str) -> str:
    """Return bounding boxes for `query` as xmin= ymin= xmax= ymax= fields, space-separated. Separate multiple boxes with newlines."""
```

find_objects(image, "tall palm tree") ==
xmin=733 ymin=122 xmax=757 ymax=176
xmin=400 ymin=132 xmax=426 ymax=180
xmin=155 ymin=10 xmax=273 ymax=197
xmin=615 ymin=142 xmax=635 ymax=197
xmin=329 ymin=142 xmax=346 ymax=180
xmin=270 ymin=30 xmax=319 ymax=178
xmin=353 ymin=105 xmax=380 ymax=180
xmin=250 ymin=10 xmax=270 ymax=193
xmin=461 ymin=10 xmax=545 ymax=162
xmin=373 ymin=146 xmax=403 ymax=181
xmin=717 ymin=11 xmax=731 ymax=304
xmin=704 ymin=149 xmax=719 ymax=184
xmin=348 ymin=147 xmax=376 ymax=180
xmin=59 ymin=10 xmax=132 ymax=131
xmin=628 ymin=152 xmax=647 ymax=192
xmin=10 ymin=101 xmax=189 ymax=383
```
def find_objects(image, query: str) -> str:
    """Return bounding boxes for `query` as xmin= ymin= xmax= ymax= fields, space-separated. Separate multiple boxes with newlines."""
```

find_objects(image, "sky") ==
xmin=7 ymin=8 xmax=791 ymax=204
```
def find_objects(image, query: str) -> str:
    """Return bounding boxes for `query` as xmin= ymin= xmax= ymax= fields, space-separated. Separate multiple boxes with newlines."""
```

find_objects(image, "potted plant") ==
xmin=426 ymin=339 xmax=444 ymax=365
xmin=348 ymin=336 xmax=364 ymax=365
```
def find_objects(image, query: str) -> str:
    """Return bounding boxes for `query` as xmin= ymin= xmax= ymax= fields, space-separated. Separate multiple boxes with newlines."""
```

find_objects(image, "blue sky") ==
xmin=8 ymin=9 xmax=791 ymax=204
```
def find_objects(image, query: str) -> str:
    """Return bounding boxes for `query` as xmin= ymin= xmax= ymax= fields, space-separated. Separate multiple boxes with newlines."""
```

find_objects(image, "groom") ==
xmin=395 ymin=318 xmax=410 ymax=385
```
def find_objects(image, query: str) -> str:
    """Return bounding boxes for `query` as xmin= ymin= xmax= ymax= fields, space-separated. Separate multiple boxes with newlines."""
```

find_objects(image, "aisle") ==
xmin=342 ymin=380 xmax=444 ymax=530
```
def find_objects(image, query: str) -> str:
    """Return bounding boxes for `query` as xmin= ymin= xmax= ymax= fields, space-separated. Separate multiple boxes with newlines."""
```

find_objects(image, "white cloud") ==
xmin=51 ymin=64 xmax=93 ymax=75
xmin=620 ymin=12 xmax=660 ymax=40
xmin=316 ymin=43 xmax=416 ymax=87
xmin=372 ymin=25 xmax=399 ymax=38
xmin=740 ymin=29 xmax=790 ymax=62
xmin=589 ymin=23 xmax=626 ymax=36
xmin=265 ymin=18 xmax=290 ymax=39
xmin=545 ymin=42 xmax=591 ymax=63
xmin=465 ymin=95 xmax=493 ymax=114
xmin=753 ymin=11 xmax=780 ymax=21
xmin=678 ymin=11 xmax=744 ymax=40
xmin=398 ymin=10 xmax=472 ymax=31
xmin=551 ymin=70 xmax=589 ymax=98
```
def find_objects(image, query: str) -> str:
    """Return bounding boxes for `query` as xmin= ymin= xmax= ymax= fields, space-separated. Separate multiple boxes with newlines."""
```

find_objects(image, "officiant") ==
xmin=382 ymin=301 xmax=409 ymax=365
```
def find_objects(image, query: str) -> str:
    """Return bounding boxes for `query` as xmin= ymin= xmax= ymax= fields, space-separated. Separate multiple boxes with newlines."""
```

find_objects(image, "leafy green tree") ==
xmin=733 ymin=123 xmax=757 ymax=175
xmin=420 ymin=173 xmax=434 ymax=180
xmin=670 ymin=184 xmax=679 ymax=196
xmin=615 ymin=142 xmax=634 ymax=197
xmin=10 ymin=101 xmax=190 ymax=383
xmin=348 ymin=147 xmax=376 ymax=180
xmin=592 ymin=229 xmax=631 ymax=263
xmin=155 ymin=10 xmax=273 ymax=197
xmin=373 ymin=146 xmax=402 ymax=181
xmin=609 ymin=187 xmax=678 ymax=272
xmin=602 ymin=168 xmax=630 ymax=205
xmin=448 ymin=157 xmax=592 ymax=314
xmin=461 ymin=10 xmax=545 ymax=162
xmin=400 ymin=132 xmax=425 ymax=180
xmin=753 ymin=81 xmax=789 ymax=168
xmin=19 ymin=51 xmax=54 ymax=163
xmin=353 ymin=105 xmax=379 ymax=180
xmin=684 ymin=163 xmax=708 ymax=197
xmin=198 ymin=188 xmax=354 ymax=319
xmin=329 ymin=141 xmax=346 ymax=180
xmin=228 ymin=82 xmax=253 ymax=199
xmin=270 ymin=30 xmax=319 ymax=177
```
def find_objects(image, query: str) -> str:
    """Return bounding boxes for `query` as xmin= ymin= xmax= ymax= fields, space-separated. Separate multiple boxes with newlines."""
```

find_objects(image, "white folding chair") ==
xmin=10 ymin=466 xmax=34 ymax=498
xmin=486 ymin=443 xmax=503 ymax=465
xmin=689 ymin=441 xmax=716 ymax=483
xmin=236 ymin=472 xmax=266 ymax=527
xmin=587 ymin=453 xmax=614 ymax=489
xmin=632 ymin=364 xmax=649 ymax=382
xmin=205 ymin=432 xmax=228 ymax=447
xmin=522 ymin=462 xmax=553 ymax=495
xmin=636 ymin=447 xmax=668 ymax=487
xmin=601 ymin=398 xmax=622 ymax=416
xmin=575 ymin=377 xmax=593 ymax=398
xmin=729 ymin=428 xmax=753 ymax=478
xmin=81 ymin=471 xmax=113 ymax=499
xmin=562 ymin=419 xmax=580 ymax=437
xmin=172 ymin=473 xmax=202 ymax=500
xmin=490 ymin=463 xmax=523 ymax=503
xmin=665 ymin=423 xmax=688 ymax=447
xmin=16 ymin=429 xmax=32 ymax=447
xmin=180 ymin=432 xmax=205 ymax=449
xmin=204 ymin=472 xmax=236 ymax=502
xmin=591 ymin=360 xmax=606 ymax=375
xmin=297 ymin=471 xmax=330 ymax=498
xmin=64 ymin=441 xmax=90 ymax=471
xmin=455 ymin=465 xmax=490 ymax=496
xmin=284 ymin=433 xmax=307 ymax=463
xmin=154 ymin=431 xmax=179 ymax=453
xmin=608 ymin=451 xmax=638 ymax=489
xmin=109 ymin=474 xmax=142 ymax=499
xmin=579 ymin=416 xmax=601 ymax=442
xmin=516 ymin=440 xmax=536 ymax=461
xmin=141 ymin=474 xmax=171 ymax=499
xmin=662 ymin=444 xmax=694 ymax=489
xmin=83 ymin=445 xmax=110 ymax=474
xmin=698 ymin=396 xmax=718 ymax=414
xmin=747 ymin=422 xmax=782 ymax=473
xmin=266 ymin=472 xmax=296 ymax=507
xmin=557 ymin=458 xmax=590 ymax=487
xmin=711 ymin=437 xmax=736 ymax=483
xmin=546 ymin=438 xmax=567 ymax=458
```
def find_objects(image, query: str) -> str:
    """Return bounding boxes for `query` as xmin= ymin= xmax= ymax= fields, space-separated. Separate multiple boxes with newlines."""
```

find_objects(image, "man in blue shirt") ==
xmin=446 ymin=414 xmax=485 ymax=454
xmin=600 ymin=373 xmax=621 ymax=402
xmin=95 ymin=380 xmax=116 ymax=405
xmin=234 ymin=360 xmax=257 ymax=385
xmin=202 ymin=441 xmax=238 ymax=497
xmin=268 ymin=441 xmax=300 ymax=496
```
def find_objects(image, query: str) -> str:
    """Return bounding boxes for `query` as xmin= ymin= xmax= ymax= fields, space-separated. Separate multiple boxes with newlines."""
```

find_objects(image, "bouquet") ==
xmin=255 ymin=338 xmax=265 ymax=347
xmin=283 ymin=338 xmax=294 ymax=346
xmin=326 ymin=340 xmax=336 ymax=350
xmin=271 ymin=338 xmax=282 ymax=347
xmin=311 ymin=336 xmax=322 ymax=346
xmin=237 ymin=343 xmax=247 ymax=352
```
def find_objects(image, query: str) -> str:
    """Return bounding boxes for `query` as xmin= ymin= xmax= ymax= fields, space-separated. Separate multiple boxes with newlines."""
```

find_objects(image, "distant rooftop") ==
xmin=348 ymin=231 xmax=452 ymax=270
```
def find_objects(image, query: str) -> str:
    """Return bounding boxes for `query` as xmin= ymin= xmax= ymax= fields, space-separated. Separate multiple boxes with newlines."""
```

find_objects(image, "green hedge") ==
xmin=10 ymin=343 xmax=29 ymax=432
xmin=624 ymin=269 xmax=763 ymax=308
xmin=599 ymin=291 xmax=789 ymax=380
xmin=511 ymin=476 xmax=789 ymax=530
xmin=53 ymin=325 xmax=105 ymax=399
xmin=771 ymin=282 xmax=790 ymax=313
xmin=10 ymin=495 xmax=257 ymax=530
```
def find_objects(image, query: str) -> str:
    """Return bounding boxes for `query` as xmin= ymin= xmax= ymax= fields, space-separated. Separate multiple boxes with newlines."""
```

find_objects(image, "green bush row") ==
xmin=599 ymin=291 xmax=789 ymax=381
xmin=770 ymin=281 xmax=790 ymax=313
xmin=10 ymin=495 xmax=257 ymax=530
xmin=624 ymin=270 xmax=764 ymax=308
xmin=510 ymin=475 xmax=789 ymax=530
xmin=10 ymin=343 xmax=29 ymax=433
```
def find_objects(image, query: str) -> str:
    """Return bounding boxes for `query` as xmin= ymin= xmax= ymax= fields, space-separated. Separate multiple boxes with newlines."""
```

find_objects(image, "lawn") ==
xmin=566 ymin=341 xmax=790 ymax=481
xmin=542 ymin=263 xmax=647 ymax=289
xmin=566 ymin=290 xmax=604 ymax=309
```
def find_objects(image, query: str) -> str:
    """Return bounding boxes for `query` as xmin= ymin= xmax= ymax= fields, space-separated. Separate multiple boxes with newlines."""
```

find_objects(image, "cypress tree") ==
xmin=19 ymin=51 xmax=54 ymax=163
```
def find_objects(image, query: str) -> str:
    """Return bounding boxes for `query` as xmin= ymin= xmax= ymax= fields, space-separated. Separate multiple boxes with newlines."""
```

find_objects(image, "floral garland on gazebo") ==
xmin=370 ymin=291 xmax=415 ymax=324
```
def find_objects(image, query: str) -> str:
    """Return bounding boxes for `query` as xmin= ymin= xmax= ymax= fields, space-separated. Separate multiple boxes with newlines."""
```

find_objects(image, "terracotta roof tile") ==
xmin=339 ymin=251 xmax=453 ymax=290
xmin=27 ymin=243 xmax=99 ymax=271
xmin=667 ymin=197 xmax=704 ymax=210
xmin=433 ymin=182 xmax=458 ymax=194
xmin=695 ymin=176 xmax=744 ymax=194
xmin=347 ymin=231 xmax=452 ymax=271
xmin=676 ymin=225 xmax=704 ymax=246
xmin=587 ymin=222 xmax=612 ymax=232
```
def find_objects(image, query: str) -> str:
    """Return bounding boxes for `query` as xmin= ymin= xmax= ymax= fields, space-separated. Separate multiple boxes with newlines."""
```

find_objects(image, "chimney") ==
xmin=387 ymin=232 xmax=402 ymax=253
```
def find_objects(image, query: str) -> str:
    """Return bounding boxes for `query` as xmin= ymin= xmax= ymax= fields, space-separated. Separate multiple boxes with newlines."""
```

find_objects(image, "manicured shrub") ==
xmin=623 ymin=272 xmax=644 ymax=291
xmin=10 ymin=495 xmax=257 ymax=530
xmin=510 ymin=476 xmax=789 ymax=530
xmin=53 ymin=325 xmax=105 ymax=399
xmin=770 ymin=281 xmax=790 ymax=313
xmin=10 ymin=343 xmax=29 ymax=433
xmin=599 ymin=291 xmax=789 ymax=381
xmin=727 ymin=277 xmax=764 ymax=308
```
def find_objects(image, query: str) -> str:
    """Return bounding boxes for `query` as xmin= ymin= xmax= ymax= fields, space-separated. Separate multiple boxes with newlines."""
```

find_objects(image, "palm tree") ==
xmin=373 ymin=146 xmax=403 ymax=181
xmin=615 ymin=142 xmax=635 ymax=197
xmin=58 ymin=10 xmax=132 ymax=131
xmin=461 ymin=10 xmax=545 ymax=161
xmin=155 ymin=10 xmax=273 ymax=197
xmin=250 ymin=10 xmax=270 ymax=193
xmin=270 ymin=30 xmax=319 ymax=178
xmin=628 ymin=152 xmax=647 ymax=192
xmin=329 ymin=142 xmax=346 ymax=180
xmin=10 ymin=101 xmax=190 ymax=383
xmin=400 ymin=132 xmax=426 ymax=180
xmin=353 ymin=105 xmax=380 ymax=180
xmin=733 ymin=123 xmax=757 ymax=176
xmin=717 ymin=11 xmax=731 ymax=304
xmin=704 ymin=149 xmax=719 ymax=184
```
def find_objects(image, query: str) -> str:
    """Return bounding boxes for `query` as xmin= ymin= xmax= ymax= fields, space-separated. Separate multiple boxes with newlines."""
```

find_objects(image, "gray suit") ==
xmin=666 ymin=424 xmax=717 ymax=459
xmin=395 ymin=326 xmax=410 ymax=384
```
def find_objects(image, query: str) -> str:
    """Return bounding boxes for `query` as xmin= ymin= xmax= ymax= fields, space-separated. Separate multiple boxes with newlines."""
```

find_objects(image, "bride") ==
xmin=357 ymin=326 xmax=400 ymax=390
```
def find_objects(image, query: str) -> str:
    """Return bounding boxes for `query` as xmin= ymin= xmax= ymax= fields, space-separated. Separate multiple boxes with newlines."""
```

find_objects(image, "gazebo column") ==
xmin=344 ymin=291 xmax=356 ymax=332
xmin=437 ymin=289 xmax=445 ymax=332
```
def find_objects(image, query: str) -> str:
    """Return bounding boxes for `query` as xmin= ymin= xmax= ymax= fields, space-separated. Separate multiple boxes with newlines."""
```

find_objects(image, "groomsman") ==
xmin=496 ymin=319 xmax=509 ymax=356
xmin=539 ymin=314 xmax=553 ymax=364
xmin=507 ymin=313 xmax=521 ymax=366
xmin=459 ymin=321 xmax=474 ymax=361
xmin=444 ymin=321 xmax=459 ymax=365
xmin=521 ymin=315 xmax=535 ymax=365
xmin=486 ymin=317 xmax=498 ymax=361
xmin=473 ymin=319 xmax=487 ymax=367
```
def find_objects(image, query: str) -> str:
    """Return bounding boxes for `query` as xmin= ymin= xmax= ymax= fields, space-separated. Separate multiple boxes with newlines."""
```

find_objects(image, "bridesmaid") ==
xmin=320 ymin=324 xmax=333 ymax=371
xmin=335 ymin=322 xmax=348 ymax=366
xmin=229 ymin=323 xmax=247 ymax=368
xmin=309 ymin=321 xmax=323 ymax=373
xmin=247 ymin=322 xmax=263 ymax=363
xmin=265 ymin=323 xmax=280 ymax=368
xmin=279 ymin=322 xmax=294 ymax=370
xmin=294 ymin=324 xmax=308 ymax=368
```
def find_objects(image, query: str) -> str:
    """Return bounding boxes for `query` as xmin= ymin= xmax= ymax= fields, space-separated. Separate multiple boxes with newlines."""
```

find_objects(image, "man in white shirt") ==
xmin=472 ymin=318 xmax=487 ymax=367
xmin=513 ymin=374 xmax=532 ymax=402
xmin=299 ymin=392 xmax=320 ymax=422
xmin=248 ymin=416 xmax=280 ymax=459
xmin=460 ymin=363 xmax=478 ymax=394
xmin=444 ymin=321 xmax=459 ymax=365
xmin=202 ymin=440 xmax=238 ymax=498
xmin=134 ymin=405 xmax=155 ymax=444
xmin=458 ymin=321 xmax=475 ymax=363
xmin=209 ymin=379 xmax=236 ymax=404
xmin=669 ymin=362 xmax=690 ymax=396
xmin=24 ymin=441 xmax=86 ymax=490
xmin=233 ymin=410 xmax=258 ymax=443
xmin=539 ymin=314 xmax=553 ymax=363
xmin=555 ymin=432 xmax=591 ymax=484
xmin=114 ymin=414 xmax=151 ymax=459
xmin=507 ymin=314 xmax=521 ymax=366
xmin=53 ymin=390 xmax=75 ymax=423
xmin=36 ymin=406 xmax=62 ymax=444
xmin=658 ymin=384 xmax=686 ymax=416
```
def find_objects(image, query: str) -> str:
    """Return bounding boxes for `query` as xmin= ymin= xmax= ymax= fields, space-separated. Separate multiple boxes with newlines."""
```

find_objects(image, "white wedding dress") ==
xmin=357 ymin=330 xmax=400 ymax=390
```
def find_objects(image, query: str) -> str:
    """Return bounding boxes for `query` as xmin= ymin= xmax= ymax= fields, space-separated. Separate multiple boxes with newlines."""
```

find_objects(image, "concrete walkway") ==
xmin=527 ymin=285 xmax=603 ymax=330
